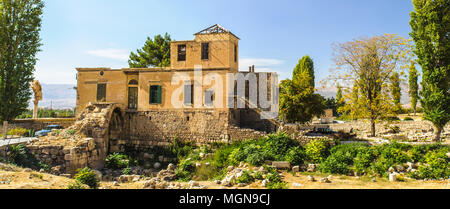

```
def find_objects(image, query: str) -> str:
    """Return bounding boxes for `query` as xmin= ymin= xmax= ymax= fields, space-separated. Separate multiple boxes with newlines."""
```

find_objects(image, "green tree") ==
xmin=0 ymin=0 xmax=44 ymax=121
xmin=410 ymin=0 xmax=450 ymax=141
xmin=330 ymin=34 xmax=412 ymax=136
xmin=408 ymin=62 xmax=419 ymax=115
xmin=280 ymin=61 xmax=325 ymax=123
xmin=390 ymin=71 xmax=402 ymax=114
xmin=293 ymin=55 xmax=315 ymax=88
xmin=128 ymin=33 xmax=172 ymax=68
xmin=325 ymin=97 xmax=338 ymax=116
xmin=336 ymin=84 xmax=343 ymax=104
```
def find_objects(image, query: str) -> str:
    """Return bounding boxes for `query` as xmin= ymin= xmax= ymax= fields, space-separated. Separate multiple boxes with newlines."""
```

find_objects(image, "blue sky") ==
xmin=35 ymin=0 xmax=414 ymax=85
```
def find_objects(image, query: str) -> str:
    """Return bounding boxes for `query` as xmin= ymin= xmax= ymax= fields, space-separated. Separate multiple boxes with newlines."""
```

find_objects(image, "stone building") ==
xmin=75 ymin=25 xmax=279 ymax=153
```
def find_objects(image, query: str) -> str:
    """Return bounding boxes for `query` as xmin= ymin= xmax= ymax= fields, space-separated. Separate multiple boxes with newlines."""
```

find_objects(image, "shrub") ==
xmin=74 ymin=167 xmax=100 ymax=189
xmin=212 ymin=145 xmax=236 ymax=168
xmin=246 ymin=152 xmax=266 ymax=166
xmin=175 ymin=169 xmax=192 ymax=182
xmin=8 ymin=144 xmax=28 ymax=165
xmin=236 ymin=170 xmax=254 ymax=184
xmin=408 ymin=144 xmax=445 ymax=163
xmin=319 ymin=153 xmax=351 ymax=174
xmin=318 ymin=143 xmax=368 ymax=174
xmin=7 ymin=128 xmax=29 ymax=136
xmin=105 ymin=153 xmax=131 ymax=169
xmin=305 ymin=139 xmax=330 ymax=163
xmin=285 ymin=146 xmax=305 ymax=166
xmin=264 ymin=132 xmax=298 ymax=160
xmin=266 ymin=181 xmax=288 ymax=189
xmin=253 ymin=171 xmax=263 ymax=180
xmin=372 ymin=146 xmax=410 ymax=177
xmin=227 ymin=148 xmax=241 ymax=166
xmin=178 ymin=158 xmax=195 ymax=173
xmin=66 ymin=129 xmax=76 ymax=135
xmin=170 ymin=138 xmax=195 ymax=160
xmin=415 ymin=150 xmax=449 ymax=179
xmin=122 ymin=167 xmax=131 ymax=175
xmin=354 ymin=147 xmax=377 ymax=175
xmin=67 ymin=181 xmax=88 ymax=189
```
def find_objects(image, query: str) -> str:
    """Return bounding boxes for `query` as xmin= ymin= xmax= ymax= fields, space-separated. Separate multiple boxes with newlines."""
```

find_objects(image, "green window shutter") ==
xmin=157 ymin=85 xmax=162 ymax=104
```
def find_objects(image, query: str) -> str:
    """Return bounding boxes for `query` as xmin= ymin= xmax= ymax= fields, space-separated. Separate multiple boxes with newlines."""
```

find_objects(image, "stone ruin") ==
xmin=0 ymin=102 xmax=272 ymax=175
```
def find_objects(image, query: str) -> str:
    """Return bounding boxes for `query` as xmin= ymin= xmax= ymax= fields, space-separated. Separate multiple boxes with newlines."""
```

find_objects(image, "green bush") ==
xmin=74 ymin=167 xmax=100 ymax=189
xmin=354 ymin=147 xmax=377 ymax=175
xmin=6 ymin=144 xmax=49 ymax=171
xmin=122 ymin=167 xmax=131 ymax=175
xmin=236 ymin=170 xmax=254 ymax=184
xmin=266 ymin=181 xmax=288 ymax=189
xmin=320 ymin=143 xmax=370 ymax=174
xmin=66 ymin=181 xmax=88 ymax=189
xmin=105 ymin=153 xmax=131 ymax=169
xmin=178 ymin=158 xmax=195 ymax=173
xmin=414 ymin=150 xmax=449 ymax=179
xmin=264 ymin=132 xmax=298 ymax=160
xmin=319 ymin=153 xmax=351 ymax=174
xmin=212 ymin=145 xmax=236 ymax=168
xmin=227 ymin=148 xmax=241 ymax=166
xmin=170 ymin=138 xmax=195 ymax=160
xmin=253 ymin=171 xmax=263 ymax=180
xmin=285 ymin=146 xmax=305 ymax=166
xmin=372 ymin=147 xmax=410 ymax=177
xmin=175 ymin=169 xmax=192 ymax=182
xmin=67 ymin=129 xmax=76 ymax=135
xmin=305 ymin=139 xmax=330 ymax=163
xmin=7 ymin=128 xmax=29 ymax=136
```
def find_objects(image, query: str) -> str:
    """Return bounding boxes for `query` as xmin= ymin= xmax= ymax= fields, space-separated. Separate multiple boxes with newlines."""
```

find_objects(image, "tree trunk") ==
xmin=33 ymin=100 xmax=38 ymax=119
xmin=432 ymin=126 xmax=442 ymax=142
xmin=370 ymin=120 xmax=376 ymax=137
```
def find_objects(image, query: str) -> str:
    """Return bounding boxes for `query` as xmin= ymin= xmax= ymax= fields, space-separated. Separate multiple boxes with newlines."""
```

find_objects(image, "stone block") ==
xmin=272 ymin=161 xmax=291 ymax=169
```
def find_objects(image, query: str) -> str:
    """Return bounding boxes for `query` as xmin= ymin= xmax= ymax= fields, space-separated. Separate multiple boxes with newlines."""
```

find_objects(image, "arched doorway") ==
xmin=108 ymin=108 xmax=124 ymax=154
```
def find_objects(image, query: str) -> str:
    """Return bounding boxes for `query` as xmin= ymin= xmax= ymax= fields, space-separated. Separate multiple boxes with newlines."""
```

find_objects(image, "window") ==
xmin=178 ymin=44 xmax=186 ymax=61
xmin=234 ymin=44 xmax=237 ymax=62
xmin=129 ymin=79 xmax=138 ymax=85
xmin=204 ymin=90 xmax=214 ymax=106
xmin=184 ymin=84 xmax=194 ymax=105
xmin=149 ymin=85 xmax=162 ymax=104
xmin=201 ymin=43 xmax=209 ymax=60
xmin=96 ymin=83 xmax=106 ymax=102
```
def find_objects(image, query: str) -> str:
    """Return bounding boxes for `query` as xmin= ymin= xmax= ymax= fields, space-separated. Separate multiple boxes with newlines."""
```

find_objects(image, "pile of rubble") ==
xmin=217 ymin=162 xmax=271 ymax=188
xmin=387 ymin=162 xmax=420 ymax=182
xmin=139 ymin=163 xmax=206 ymax=189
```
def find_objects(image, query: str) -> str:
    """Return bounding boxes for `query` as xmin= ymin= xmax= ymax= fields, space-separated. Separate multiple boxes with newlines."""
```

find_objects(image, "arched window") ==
xmin=129 ymin=79 xmax=138 ymax=85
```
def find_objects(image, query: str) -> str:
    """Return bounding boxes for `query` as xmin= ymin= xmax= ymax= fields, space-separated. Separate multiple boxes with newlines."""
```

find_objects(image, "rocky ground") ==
xmin=1 ymin=162 xmax=448 ymax=189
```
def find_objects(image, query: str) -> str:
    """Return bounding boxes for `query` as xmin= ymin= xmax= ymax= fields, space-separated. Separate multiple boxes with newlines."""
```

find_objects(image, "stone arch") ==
xmin=107 ymin=107 xmax=124 ymax=154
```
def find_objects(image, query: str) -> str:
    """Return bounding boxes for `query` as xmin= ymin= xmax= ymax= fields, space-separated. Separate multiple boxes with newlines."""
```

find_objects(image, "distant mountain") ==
xmin=316 ymin=85 xmax=412 ymax=106
xmin=28 ymin=84 xmax=76 ymax=109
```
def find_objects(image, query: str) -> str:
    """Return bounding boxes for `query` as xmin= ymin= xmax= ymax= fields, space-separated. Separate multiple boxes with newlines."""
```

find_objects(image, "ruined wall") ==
xmin=122 ymin=109 xmax=232 ymax=150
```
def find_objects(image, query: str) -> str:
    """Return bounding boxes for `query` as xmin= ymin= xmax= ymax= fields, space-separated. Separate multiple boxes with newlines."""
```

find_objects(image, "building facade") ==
xmin=75 ymin=25 xmax=278 ymax=151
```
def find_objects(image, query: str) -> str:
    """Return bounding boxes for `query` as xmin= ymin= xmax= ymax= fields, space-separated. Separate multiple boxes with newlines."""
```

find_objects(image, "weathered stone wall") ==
xmin=329 ymin=120 xmax=450 ymax=140
xmin=123 ymin=109 xmax=233 ymax=150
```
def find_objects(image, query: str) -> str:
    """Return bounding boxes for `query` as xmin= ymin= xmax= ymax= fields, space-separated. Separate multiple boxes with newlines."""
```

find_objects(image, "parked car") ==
xmin=34 ymin=125 xmax=64 ymax=137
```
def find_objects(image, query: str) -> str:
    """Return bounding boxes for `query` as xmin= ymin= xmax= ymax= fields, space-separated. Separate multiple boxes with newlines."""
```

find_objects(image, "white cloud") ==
xmin=85 ymin=48 xmax=129 ymax=61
